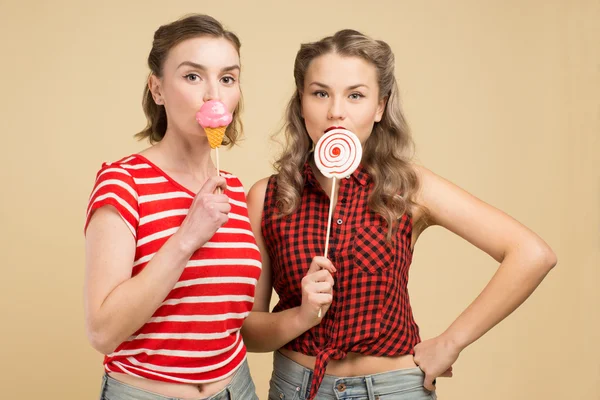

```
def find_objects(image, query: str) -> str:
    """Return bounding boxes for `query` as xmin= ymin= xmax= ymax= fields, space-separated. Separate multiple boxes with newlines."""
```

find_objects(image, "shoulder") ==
xmin=220 ymin=171 xmax=246 ymax=193
xmin=109 ymin=154 xmax=148 ymax=170
xmin=408 ymin=163 xmax=440 ymax=225
xmin=411 ymin=163 xmax=486 ymax=228
xmin=411 ymin=163 xmax=457 ymax=203
xmin=92 ymin=154 xmax=152 ymax=183
xmin=411 ymin=163 xmax=434 ymax=186
xmin=247 ymin=177 xmax=272 ymax=207
xmin=221 ymin=170 xmax=241 ymax=184
xmin=85 ymin=155 xmax=143 ymax=237
xmin=89 ymin=155 xmax=144 ymax=196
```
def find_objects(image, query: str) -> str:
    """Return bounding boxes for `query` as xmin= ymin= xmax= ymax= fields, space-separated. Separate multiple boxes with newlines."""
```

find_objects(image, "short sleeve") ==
xmin=84 ymin=163 xmax=139 ymax=239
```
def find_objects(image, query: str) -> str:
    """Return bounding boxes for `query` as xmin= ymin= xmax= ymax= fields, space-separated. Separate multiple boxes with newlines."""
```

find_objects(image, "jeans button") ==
xmin=336 ymin=382 xmax=346 ymax=392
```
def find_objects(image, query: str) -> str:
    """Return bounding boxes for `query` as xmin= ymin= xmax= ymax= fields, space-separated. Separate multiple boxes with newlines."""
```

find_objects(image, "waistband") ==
xmin=273 ymin=350 xmax=434 ymax=400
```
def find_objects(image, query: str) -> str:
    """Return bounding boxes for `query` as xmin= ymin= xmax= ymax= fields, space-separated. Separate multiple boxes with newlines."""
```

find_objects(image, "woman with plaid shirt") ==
xmin=242 ymin=29 xmax=556 ymax=400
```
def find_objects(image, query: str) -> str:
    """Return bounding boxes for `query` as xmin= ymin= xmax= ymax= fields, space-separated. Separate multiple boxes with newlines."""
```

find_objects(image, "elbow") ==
xmin=530 ymin=242 xmax=557 ymax=274
xmin=243 ymin=341 xmax=271 ymax=353
xmin=542 ymin=247 xmax=558 ymax=271
xmin=240 ymin=325 xmax=261 ymax=353
xmin=241 ymin=319 xmax=273 ymax=353
xmin=86 ymin=322 xmax=118 ymax=355
xmin=242 ymin=340 xmax=260 ymax=353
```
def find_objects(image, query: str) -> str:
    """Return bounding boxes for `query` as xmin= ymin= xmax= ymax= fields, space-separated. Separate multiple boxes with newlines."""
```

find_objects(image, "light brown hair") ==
xmin=136 ymin=14 xmax=243 ymax=145
xmin=274 ymin=29 xmax=423 ymax=238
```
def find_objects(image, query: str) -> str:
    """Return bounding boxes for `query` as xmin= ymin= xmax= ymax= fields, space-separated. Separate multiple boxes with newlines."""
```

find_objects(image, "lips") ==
xmin=324 ymin=126 xmax=345 ymax=133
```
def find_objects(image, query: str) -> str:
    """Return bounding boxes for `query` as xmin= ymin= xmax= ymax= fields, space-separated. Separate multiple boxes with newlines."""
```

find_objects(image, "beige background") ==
xmin=1 ymin=0 xmax=598 ymax=399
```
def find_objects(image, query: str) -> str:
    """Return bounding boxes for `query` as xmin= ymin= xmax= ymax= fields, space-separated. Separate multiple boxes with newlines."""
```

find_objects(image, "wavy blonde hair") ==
xmin=274 ymin=29 xmax=423 ymax=238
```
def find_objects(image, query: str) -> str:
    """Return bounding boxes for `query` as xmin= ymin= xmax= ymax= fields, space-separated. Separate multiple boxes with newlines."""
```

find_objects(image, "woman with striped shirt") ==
xmin=84 ymin=15 xmax=261 ymax=400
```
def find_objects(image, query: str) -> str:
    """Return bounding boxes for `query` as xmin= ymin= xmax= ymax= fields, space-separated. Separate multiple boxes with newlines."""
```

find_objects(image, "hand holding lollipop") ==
xmin=314 ymin=128 xmax=362 ymax=316
xmin=196 ymin=100 xmax=233 ymax=182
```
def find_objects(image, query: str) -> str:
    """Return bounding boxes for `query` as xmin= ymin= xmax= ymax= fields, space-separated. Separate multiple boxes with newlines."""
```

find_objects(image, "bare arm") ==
xmin=412 ymin=166 xmax=557 ymax=389
xmin=241 ymin=178 xmax=335 ymax=352
xmin=84 ymin=177 xmax=229 ymax=354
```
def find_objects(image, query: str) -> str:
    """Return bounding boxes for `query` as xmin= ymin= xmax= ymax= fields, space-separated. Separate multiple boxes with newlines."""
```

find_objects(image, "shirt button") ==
xmin=345 ymin=176 xmax=351 ymax=180
xmin=336 ymin=218 xmax=343 ymax=225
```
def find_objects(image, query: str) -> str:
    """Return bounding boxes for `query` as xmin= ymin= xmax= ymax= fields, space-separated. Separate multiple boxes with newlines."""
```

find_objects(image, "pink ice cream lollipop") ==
xmin=195 ymin=100 xmax=233 ymax=149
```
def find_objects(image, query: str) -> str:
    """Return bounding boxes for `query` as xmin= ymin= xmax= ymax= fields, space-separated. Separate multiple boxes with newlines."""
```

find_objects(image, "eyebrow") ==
xmin=309 ymin=81 xmax=368 ymax=90
xmin=177 ymin=61 xmax=240 ymax=72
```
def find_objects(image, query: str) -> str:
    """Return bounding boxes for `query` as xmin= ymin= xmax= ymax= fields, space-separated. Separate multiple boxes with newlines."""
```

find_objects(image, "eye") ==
xmin=221 ymin=76 xmax=236 ymax=85
xmin=313 ymin=91 xmax=328 ymax=98
xmin=184 ymin=73 xmax=201 ymax=82
xmin=349 ymin=92 xmax=364 ymax=100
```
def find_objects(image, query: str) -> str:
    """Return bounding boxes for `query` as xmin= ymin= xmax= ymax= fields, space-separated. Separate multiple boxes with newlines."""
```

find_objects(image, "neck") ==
xmin=310 ymin=159 xmax=341 ymax=198
xmin=154 ymin=129 xmax=215 ymax=177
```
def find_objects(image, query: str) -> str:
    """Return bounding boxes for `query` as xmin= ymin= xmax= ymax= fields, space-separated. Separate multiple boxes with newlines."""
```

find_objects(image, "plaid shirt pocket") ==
xmin=352 ymin=224 xmax=396 ymax=274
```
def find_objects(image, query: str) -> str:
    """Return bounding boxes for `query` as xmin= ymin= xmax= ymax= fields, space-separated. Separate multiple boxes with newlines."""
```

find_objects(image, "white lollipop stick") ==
xmin=323 ymin=177 xmax=336 ymax=258
xmin=313 ymin=128 xmax=362 ymax=318
xmin=215 ymin=147 xmax=220 ymax=175
xmin=215 ymin=148 xmax=221 ymax=194
xmin=319 ymin=178 xmax=337 ymax=318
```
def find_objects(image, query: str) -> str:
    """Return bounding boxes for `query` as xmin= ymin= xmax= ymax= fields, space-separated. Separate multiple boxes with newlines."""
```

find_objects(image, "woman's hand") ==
xmin=413 ymin=334 xmax=459 ymax=391
xmin=176 ymin=176 xmax=230 ymax=254
xmin=299 ymin=256 xmax=336 ymax=327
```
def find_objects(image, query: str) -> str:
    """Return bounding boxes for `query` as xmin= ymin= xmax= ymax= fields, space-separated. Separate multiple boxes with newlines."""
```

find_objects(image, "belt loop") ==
xmin=301 ymin=368 xmax=312 ymax=399
xmin=365 ymin=375 xmax=376 ymax=400
xmin=99 ymin=373 xmax=108 ymax=398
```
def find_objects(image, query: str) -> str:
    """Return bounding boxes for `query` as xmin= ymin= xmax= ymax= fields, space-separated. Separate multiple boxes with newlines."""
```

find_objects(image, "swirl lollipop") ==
xmin=314 ymin=128 xmax=362 ymax=180
xmin=314 ymin=128 xmax=362 ymax=317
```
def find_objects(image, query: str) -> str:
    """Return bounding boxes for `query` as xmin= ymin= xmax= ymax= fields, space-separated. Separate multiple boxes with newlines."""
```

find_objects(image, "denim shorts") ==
xmin=99 ymin=359 xmax=258 ymax=400
xmin=269 ymin=351 xmax=437 ymax=400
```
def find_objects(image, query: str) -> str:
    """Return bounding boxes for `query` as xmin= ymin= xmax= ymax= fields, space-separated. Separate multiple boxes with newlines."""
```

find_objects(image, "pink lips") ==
xmin=324 ymin=126 xmax=345 ymax=133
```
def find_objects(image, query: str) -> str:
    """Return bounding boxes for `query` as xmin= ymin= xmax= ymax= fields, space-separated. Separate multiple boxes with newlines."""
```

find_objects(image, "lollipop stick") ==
xmin=323 ymin=177 xmax=336 ymax=258
xmin=215 ymin=147 xmax=220 ymax=176
xmin=319 ymin=177 xmax=336 ymax=318
xmin=215 ymin=147 xmax=222 ymax=194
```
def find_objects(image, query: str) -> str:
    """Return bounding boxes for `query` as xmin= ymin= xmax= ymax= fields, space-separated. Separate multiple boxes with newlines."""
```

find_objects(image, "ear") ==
xmin=148 ymin=74 xmax=163 ymax=105
xmin=374 ymin=96 xmax=387 ymax=123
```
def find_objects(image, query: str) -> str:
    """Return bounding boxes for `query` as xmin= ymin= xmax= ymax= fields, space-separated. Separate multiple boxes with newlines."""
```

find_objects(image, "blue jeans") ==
xmin=99 ymin=359 xmax=258 ymax=400
xmin=269 ymin=351 xmax=437 ymax=400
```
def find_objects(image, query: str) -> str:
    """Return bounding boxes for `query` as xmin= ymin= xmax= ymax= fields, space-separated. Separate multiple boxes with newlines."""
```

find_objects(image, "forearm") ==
xmin=443 ymin=247 xmax=556 ymax=351
xmin=88 ymin=232 xmax=193 ymax=354
xmin=242 ymin=307 xmax=311 ymax=352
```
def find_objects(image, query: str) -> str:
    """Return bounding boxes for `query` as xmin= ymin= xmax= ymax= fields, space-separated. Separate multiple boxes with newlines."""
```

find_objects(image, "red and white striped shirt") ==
xmin=84 ymin=154 xmax=262 ymax=383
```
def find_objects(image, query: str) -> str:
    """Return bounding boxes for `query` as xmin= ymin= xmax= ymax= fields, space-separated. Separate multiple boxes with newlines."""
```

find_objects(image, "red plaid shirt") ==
xmin=262 ymin=161 xmax=421 ymax=399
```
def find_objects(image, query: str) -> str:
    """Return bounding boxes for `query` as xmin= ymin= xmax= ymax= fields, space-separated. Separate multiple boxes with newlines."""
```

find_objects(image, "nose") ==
xmin=203 ymin=80 xmax=221 ymax=102
xmin=327 ymin=97 xmax=346 ymax=121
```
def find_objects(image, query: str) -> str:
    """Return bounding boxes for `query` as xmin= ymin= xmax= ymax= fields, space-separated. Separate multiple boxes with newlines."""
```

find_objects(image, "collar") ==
xmin=303 ymin=156 xmax=370 ymax=187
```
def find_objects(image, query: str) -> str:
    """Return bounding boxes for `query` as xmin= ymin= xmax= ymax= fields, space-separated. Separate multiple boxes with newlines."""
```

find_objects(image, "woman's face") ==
xmin=301 ymin=53 xmax=385 ymax=146
xmin=149 ymin=36 xmax=241 ymax=139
